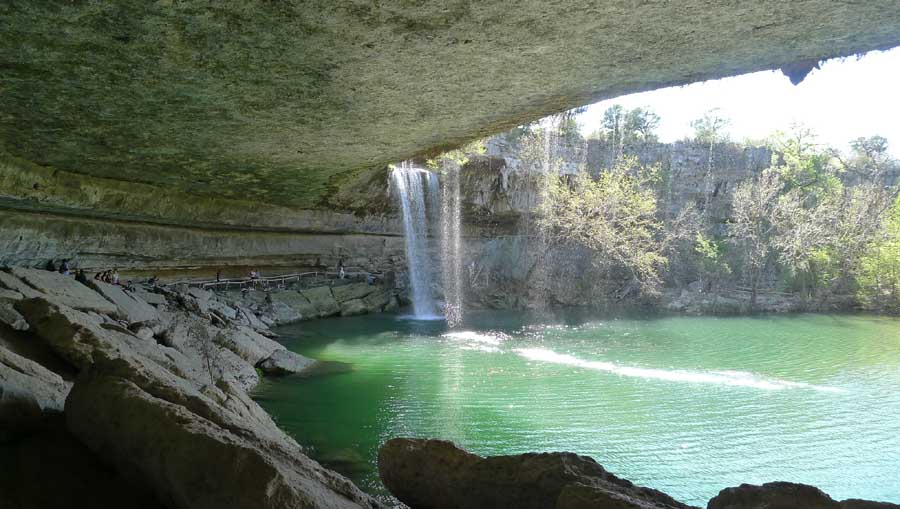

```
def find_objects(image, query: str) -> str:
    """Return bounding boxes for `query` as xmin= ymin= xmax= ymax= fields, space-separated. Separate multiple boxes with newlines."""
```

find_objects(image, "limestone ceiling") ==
xmin=1 ymin=1 xmax=898 ymax=208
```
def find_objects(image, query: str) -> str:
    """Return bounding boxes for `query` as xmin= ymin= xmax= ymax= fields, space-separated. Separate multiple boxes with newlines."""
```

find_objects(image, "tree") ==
xmin=537 ymin=156 xmax=666 ymax=297
xmin=857 ymin=196 xmax=900 ymax=313
xmin=691 ymin=109 xmax=731 ymax=218
xmin=691 ymin=109 xmax=730 ymax=144
xmin=727 ymin=169 xmax=783 ymax=309
xmin=624 ymin=107 xmax=660 ymax=142
xmin=770 ymin=126 xmax=839 ymax=194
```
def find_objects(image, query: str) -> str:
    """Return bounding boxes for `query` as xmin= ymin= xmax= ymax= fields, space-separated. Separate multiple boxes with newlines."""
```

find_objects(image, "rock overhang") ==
xmin=1 ymin=1 xmax=899 ymax=210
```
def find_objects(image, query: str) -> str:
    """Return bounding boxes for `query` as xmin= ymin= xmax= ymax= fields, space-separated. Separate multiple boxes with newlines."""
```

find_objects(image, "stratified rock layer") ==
xmin=2 ymin=3 xmax=899 ymax=209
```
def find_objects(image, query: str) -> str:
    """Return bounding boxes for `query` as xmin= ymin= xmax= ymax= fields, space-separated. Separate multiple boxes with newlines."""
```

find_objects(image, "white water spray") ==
xmin=391 ymin=163 xmax=442 ymax=318
xmin=440 ymin=159 xmax=463 ymax=326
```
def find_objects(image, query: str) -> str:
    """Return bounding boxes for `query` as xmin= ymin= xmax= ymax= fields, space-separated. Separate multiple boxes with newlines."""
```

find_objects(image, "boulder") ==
xmin=256 ymin=349 xmax=316 ymax=376
xmin=7 ymin=267 xmax=118 ymax=314
xmin=65 ymin=367 xmax=381 ymax=509
xmin=234 ymin=304 xmax=270 ymax=331
xmin=187 ymin=287 xmax=214 ymax=302
xmin=378 ymin=438 xmax=695 ymax=509
xmin=331 ymin=282 xmax=377 ymax=303
xmin=0 ymin=270 xmax=43 ymax=299
xmin=0 ymin=288 xmax=24 ymax=302
xmin=707 ymin=482 xmax=900 ymax=509
xmin=0 ymin=344 xmax=71 ymax=439
xmin=269 ymin=291 xmax=317 ymax=324
xmin=88 ymin=280 xmax=159 ymax=324
xmin=383 ymin=295 xmax=400 ymax=312
xmin=132 ymin=288 xmax=168 ymax=306
xmin=215 ymin=346 xmax=260 ymax=393
xmin=362 ymin=290 xmax=392 ymax=312
xmin=0 ymin=303 xmax=29 ymax=331
xmin=340 ymin=298 xmax=369 ymax=317
xmin=300 ymin=286 xmax=341 ymax=318
xmin=218 ymin=325 xmax=285 ymax=365
xmin=14 ymin=298 xmax=208 ymax=387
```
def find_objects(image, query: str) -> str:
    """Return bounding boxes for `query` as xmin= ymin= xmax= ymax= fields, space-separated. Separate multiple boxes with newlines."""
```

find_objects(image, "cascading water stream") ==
xmin=390 ymin=163 xmax=441 ymax=318
xmin=440 ymin=159 xmax=463 ymax=326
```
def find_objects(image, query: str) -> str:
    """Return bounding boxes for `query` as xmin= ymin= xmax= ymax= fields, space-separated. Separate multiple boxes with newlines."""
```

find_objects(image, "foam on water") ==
xmin=515 ymin=347 xmax=846 ymax=392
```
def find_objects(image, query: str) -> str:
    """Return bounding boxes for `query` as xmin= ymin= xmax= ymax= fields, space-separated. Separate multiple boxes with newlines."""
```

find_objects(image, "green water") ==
xmin=254 ymin=310 xmax=900 ymax=505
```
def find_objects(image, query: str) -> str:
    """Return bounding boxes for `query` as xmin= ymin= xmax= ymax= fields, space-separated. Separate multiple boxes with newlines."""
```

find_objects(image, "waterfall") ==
xmin=390 ymin=163 xmax=441 ymax=318
xmin=440 ymin=159 xmax=463 ymax=326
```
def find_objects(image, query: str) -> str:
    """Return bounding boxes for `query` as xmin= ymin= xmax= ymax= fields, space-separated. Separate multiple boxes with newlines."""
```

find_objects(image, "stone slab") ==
xmin=8 ymin=267 xmax=117 ymax=315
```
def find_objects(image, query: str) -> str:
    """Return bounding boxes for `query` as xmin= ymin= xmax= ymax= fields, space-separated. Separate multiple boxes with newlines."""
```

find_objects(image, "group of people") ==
xmin=94 ymin=269 xmax=121 ymax=285
xmin=45 ymin=258 xmax=131 ymax=288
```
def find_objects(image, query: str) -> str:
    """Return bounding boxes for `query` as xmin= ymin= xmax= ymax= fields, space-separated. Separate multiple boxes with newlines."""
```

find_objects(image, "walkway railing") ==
xmin=163 ymin=267 xmax=384 ymax=291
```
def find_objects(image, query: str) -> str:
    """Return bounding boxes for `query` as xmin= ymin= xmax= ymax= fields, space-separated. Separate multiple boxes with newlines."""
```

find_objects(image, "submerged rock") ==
xmin=378 ymin=438 xmax=695 ymax=509
xmin=707 ymin=482 xmax=900 ymax=509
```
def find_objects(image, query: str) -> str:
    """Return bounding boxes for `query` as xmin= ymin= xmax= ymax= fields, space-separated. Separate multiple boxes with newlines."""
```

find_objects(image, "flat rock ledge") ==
xmin=378 ymin=439 xmax=900 ymax=509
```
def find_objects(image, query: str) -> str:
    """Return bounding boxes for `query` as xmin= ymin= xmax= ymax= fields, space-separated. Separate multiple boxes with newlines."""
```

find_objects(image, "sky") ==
xmin=577 ymin=46 xmax=900 ymax=156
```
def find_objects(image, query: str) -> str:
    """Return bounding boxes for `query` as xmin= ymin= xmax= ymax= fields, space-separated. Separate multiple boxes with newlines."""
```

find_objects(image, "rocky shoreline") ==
xmin=378 ymin=439 xmax=900 ymax=509
xmin=2 ymin=266 xmax=897 ymax=508
xmin=1 ymin=266 xmax=385 ymax=508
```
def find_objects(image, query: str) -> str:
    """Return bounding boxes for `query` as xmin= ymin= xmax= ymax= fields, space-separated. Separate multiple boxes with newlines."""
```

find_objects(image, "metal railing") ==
xmin=164 ymin=267 xmax=384 ymax=291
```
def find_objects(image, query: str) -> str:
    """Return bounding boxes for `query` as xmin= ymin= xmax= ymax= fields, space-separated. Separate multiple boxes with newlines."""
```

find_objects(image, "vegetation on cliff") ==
xmin=509 ymin=107 xmax=900 ymax=313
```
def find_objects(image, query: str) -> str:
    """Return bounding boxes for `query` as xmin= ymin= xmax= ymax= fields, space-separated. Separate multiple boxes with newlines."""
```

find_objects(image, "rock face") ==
xmin=66 ymin=371 xmax=377 ymax=509
xmin=707 ymin=482 xmax=900 ymax=509
xmin=3 ymin=2 xmax=897 ymax=213
xmin=378 ymin=438 xmax=695 ymax=509
xmin=1 ymin=275 xmax=382 ymax=509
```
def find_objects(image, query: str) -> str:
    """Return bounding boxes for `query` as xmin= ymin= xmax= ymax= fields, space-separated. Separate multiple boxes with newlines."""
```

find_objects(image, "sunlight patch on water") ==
xmin=443 ymin=330 xmax=508 ymax=345
xmin=515 ymin=348 xmax=846 ymax=392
